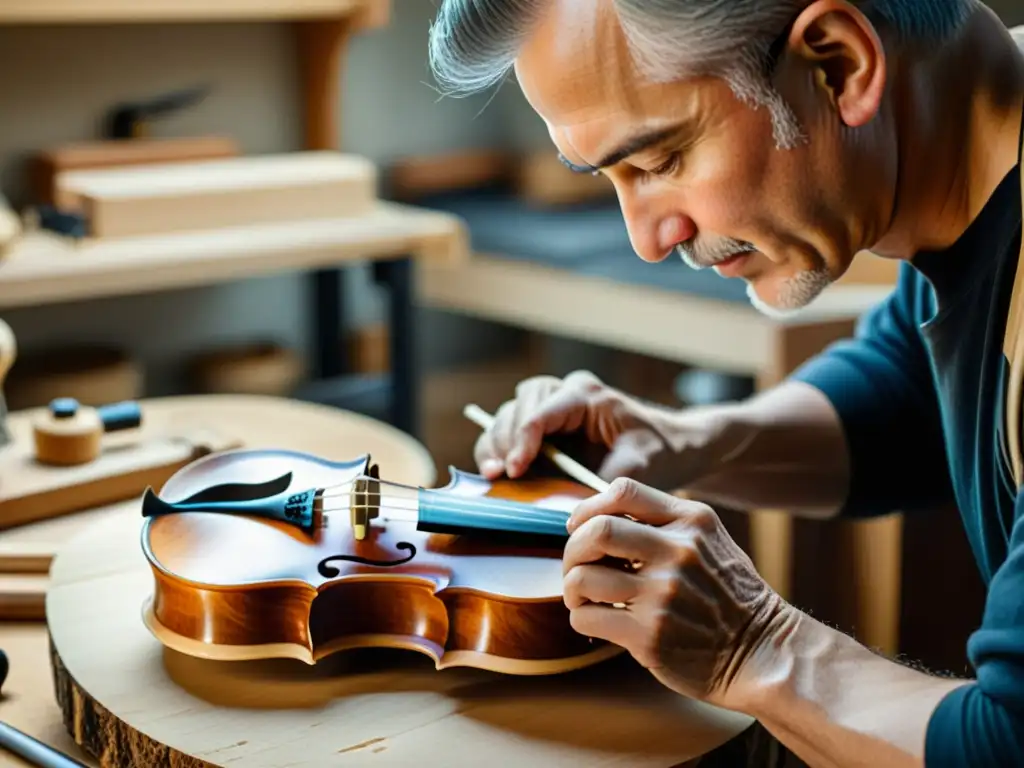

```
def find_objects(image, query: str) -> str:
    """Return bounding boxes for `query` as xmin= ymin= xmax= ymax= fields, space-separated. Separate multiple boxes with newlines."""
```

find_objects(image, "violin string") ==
xmin=314 ymin=500 xmax=572 ymax=520
xmin=313 ymin=478 xmax=421 ymax=497
xmin=310 ymin=484 xmax=574 ymax=518
xmin=314 ymin=485 xmax=492 ymax=501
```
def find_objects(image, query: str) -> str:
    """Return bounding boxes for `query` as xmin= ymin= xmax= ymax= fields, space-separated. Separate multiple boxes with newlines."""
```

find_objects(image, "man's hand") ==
xmin=561 ymin=478 xmax=982 ymax=768
xmin=473 ymin=370 xmax=737 ymax=491
xmin=562 ymin=476 xmax=787 ymax=708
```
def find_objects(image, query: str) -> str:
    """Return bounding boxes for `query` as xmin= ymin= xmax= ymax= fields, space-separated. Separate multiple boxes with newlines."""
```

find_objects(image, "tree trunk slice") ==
xmin=50 ymin=636 xmax=212 ymax=768
xmin=46 ymin=494 xmax=754 ymax=768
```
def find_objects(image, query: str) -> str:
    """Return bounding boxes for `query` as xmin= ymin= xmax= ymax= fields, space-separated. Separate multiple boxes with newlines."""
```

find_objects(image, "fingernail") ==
xmin=506 ymin=454 xmax=525 ymax=477
xmin=481 ymin=459 xmax=503 ymax=477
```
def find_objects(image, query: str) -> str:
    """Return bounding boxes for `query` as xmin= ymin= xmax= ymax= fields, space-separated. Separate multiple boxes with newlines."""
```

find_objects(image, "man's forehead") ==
xmin=514 ymin=0 xmax=643 ymax=120
xmin=514 ymin=0 xmax=710 ymax=163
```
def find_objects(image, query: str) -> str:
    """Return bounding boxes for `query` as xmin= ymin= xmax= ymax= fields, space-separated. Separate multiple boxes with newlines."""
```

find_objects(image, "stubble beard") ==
xmin=676 ymin=241 xmax=833 ymax=318
xmin=745 ymin=266 xmax=834 ymax=318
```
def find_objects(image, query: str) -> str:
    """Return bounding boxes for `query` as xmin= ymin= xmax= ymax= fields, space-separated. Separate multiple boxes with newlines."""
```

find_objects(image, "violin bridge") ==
xmin=350 ymin=464 xmax=381 ymax=541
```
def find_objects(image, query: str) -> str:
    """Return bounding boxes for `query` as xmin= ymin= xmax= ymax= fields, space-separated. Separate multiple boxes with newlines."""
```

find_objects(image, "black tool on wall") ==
xmin=104 ymin=84 xmax=211 ymax=139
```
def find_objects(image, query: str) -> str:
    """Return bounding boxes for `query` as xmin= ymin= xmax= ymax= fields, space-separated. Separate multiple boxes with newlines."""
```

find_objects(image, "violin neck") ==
xmin=415 ymin=490 xmax=570 ymax=541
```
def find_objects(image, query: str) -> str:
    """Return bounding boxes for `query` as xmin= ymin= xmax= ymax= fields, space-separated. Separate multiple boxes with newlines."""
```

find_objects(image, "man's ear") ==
xmin=785 ymin=0 xmax=887 ymax=127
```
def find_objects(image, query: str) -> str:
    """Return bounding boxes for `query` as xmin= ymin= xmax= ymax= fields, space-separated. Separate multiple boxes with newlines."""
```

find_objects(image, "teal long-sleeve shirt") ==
xmin=790 ymin=158 xmax=1024 ymax=765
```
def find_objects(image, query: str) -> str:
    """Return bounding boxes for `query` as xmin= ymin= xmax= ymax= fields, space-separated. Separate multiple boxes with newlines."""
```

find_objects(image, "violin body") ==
xmin=140 ymin=448 xmax=623 ymax=675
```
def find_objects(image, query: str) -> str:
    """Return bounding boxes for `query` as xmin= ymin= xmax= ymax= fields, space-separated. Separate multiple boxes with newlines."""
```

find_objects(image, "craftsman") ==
xmin=428 ymin=1 xmax=1024 ymax=766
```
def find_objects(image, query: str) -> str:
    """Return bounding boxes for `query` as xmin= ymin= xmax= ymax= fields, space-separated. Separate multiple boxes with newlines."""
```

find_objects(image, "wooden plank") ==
xmin=57 ymin=151 xmax=377 ymax=238
xmin=0 ymin=427 xmax=240 ymax=532
xmin=420 ymin=257 xmax=772 ymax=375
xmin=0 ymin=0 xmax=381 ymax=23
xmin=514 ymin=151 xmax=616 ymax=207
xmin=0 ymin=574 xmax=47 ymax=620
xmin=418 ymin=255 xmax=891 ymax=376
xmin=0 ymin=202 xmax=467 ymax=308
xmin=33 ymin=136 xmax=242 ymax=208
xmin=0 ymin=543 xmax=58 ymax=573
xmin=388 ymin=150 xmax=512 ymax=200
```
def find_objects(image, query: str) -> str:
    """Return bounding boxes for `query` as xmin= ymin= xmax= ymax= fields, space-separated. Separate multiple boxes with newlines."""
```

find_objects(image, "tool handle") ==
xmin=0 ymin=721 xmax=89 ymax=767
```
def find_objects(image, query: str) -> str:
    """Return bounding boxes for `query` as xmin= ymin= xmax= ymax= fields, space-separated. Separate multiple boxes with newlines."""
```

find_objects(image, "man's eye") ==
xmin=649 ymin=152 xmax=681 ymax=176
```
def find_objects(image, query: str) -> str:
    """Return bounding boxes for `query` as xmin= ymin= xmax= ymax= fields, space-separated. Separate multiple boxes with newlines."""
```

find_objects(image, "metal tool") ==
xmin=0 ymin=649 xmax=90 ymax=767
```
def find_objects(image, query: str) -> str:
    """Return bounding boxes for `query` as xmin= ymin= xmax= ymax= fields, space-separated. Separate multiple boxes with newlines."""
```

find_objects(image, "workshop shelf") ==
xmin=0 ymin=0 xmax=384 ymax=23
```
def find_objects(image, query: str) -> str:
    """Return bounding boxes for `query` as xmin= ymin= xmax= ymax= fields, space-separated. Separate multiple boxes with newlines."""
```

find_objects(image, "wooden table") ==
xmin=0 ymin=393 xmax=437 ymax=766
xmin=1 ymin=200 xmax=468 ymax=439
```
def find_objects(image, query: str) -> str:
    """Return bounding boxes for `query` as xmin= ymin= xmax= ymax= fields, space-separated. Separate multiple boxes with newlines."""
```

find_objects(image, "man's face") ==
xmin=513 ymin=0 xmax=896 ymax=315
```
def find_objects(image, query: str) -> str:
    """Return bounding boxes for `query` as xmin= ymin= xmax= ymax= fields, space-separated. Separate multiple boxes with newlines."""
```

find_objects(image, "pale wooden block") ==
xmin=35 ymin=135 xmax=242 ymax=208
xmin=56 ymin=151 xmax=379 ymax=239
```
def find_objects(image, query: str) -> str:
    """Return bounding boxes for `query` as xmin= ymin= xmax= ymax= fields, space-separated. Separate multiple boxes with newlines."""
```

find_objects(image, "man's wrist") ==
xmin=661 ymin=385 xmax=850 ymax=517
xmin=721 ymin=601 xmax=971 ymax=766
xmin=714 ymin=598 xmax=807 ymax=716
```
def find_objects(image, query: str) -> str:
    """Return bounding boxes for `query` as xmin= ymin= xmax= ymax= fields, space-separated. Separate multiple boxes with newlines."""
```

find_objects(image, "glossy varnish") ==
xmin=142 ymin=448 xmax=622 ymax=674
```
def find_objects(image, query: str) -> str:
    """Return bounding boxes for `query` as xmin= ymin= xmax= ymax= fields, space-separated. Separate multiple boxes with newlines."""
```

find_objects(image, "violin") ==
xmin=139 ymin=406 xmax=624 ymax=675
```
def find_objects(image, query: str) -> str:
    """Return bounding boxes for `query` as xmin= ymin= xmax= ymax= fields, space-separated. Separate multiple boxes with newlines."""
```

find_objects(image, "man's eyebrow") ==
xmin=557 ymin=123 xmax=687 ymax=174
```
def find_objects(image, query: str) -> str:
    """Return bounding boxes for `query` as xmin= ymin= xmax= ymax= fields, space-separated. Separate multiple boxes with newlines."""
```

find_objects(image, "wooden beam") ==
xmin=296 ymin=18 xmax=349 ymax=151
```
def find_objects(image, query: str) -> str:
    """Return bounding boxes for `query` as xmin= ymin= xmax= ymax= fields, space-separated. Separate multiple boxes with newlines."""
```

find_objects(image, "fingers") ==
xmin=473 ymin=388 xmax=552 ymax=478
xmin=563 ymin=512 xmax=676 ymax=574
xmin=472 ymin=371 xmax=604 ymax=480
xmin=473 ymin=400 xmax=520 ymax=479
xmin=567 ymin=477 xmax=689 ymax=533
xmin=506 ymin=384 xmax=588 ymax=477
xmin=563 ymin=563 xmax=643 ymax=610
xmin=567 ymin=603 xmax=644 ymax=650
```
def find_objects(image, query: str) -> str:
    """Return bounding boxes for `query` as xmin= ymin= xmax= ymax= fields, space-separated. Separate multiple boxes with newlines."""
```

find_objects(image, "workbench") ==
xmin=0 ymin=202 xmax=466 ymax=438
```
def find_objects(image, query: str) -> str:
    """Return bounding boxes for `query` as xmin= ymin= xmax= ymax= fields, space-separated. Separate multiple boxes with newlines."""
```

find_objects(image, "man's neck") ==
xmin=871 ymin=6 xmax=1024 ymax=260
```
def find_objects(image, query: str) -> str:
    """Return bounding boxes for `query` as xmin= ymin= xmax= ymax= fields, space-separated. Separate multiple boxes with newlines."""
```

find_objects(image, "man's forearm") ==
xmin=674 ymin=381 xmax=851 ymax=518
xmin=730 ymin=608 xmax=969 ymax=768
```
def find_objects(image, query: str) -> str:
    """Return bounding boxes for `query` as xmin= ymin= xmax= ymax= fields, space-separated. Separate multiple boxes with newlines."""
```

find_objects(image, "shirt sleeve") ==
xmin=788 ymin=263 xmax=954 ymax=517
xmin=924 ymin=490 xmax=1024 ymax=765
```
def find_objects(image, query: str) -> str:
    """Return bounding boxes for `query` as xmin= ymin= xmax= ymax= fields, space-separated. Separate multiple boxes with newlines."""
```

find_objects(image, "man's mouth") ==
xmin=712 ymin=252 xmax=752 ymax=278
xmin=676 ymin=241 xmax=758 ymax=275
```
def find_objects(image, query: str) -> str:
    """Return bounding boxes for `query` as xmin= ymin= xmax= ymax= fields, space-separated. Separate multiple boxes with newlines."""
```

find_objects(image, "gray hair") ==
xmin=427 ymin=0 xmax=976 ymax=147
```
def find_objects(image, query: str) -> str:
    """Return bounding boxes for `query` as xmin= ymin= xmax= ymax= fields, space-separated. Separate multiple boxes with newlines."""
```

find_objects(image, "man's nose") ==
xmin=622 ymin=210 xmax=696 ymax=263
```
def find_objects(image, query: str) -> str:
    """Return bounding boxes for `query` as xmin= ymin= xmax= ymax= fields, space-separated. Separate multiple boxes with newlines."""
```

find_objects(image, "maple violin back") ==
xmin=140 ymin=447 xmax=623 ymax=674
